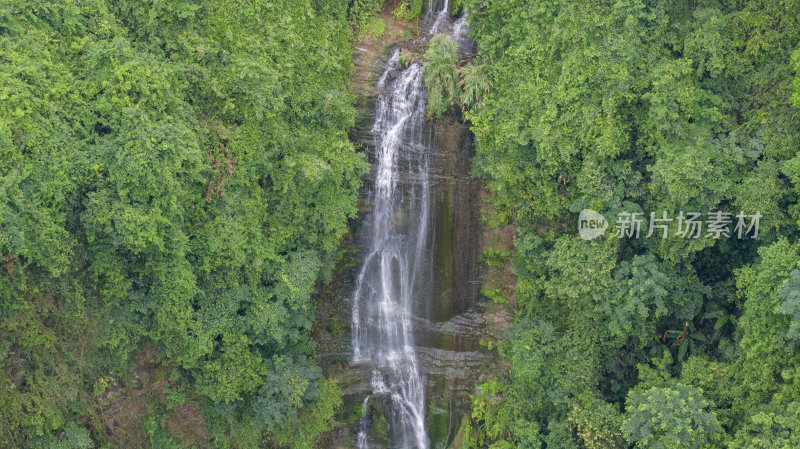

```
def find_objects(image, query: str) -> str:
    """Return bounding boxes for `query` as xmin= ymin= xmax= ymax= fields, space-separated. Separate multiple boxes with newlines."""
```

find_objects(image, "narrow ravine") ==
xmin=351 ymin=50 xmax=431 ymax=448
xmin=350 ymin=3 xmax=456 ymax=448
xmin=310 ymin=2 xmax=513 ymax=447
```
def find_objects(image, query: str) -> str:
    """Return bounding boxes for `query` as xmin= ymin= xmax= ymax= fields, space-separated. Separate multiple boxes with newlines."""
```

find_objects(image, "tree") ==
xmin=464 ymin=0 xmax=800 ymax=447
xmin=779 ymin=269 xmax=800 ymax=345
xmin=623 ymin=384 xmax=722 ymax=449
xmin=734 ymin=239 xmax=800 ymax=412
xmin=0 ymin=0 xmax=363 ymax=446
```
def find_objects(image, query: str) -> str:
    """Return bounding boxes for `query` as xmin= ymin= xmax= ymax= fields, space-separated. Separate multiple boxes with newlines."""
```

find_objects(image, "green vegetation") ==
xmin=0 ymin=0 xmax=369 ymax=447
xmin=423 ymin=34 xmax=460 ymax=118
xmin=422 ymin=34 xmax=490 ymax=118
xmin=393 ymin=0 xmax=424 ymax=22
xmin=463 ymin=0 xmax=800 ymax=447
xmin=351 ymin=0 xmax=386 ymax=41
xmin=5 ymin=0 xmax=800 ymax=447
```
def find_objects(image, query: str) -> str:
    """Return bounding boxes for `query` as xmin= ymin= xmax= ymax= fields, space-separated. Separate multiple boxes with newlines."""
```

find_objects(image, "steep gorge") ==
xmin=315 ymin=3 xmax=513 ymax=447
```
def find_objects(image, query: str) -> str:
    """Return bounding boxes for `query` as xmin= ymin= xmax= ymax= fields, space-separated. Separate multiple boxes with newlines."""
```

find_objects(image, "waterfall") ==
xmin=453 ymin=12 xmax=468 ymax=42
xmin=352 ymin=49 xmax=431 ymax=449
xmin=352 ymin=2 xmax=461 ymax=447
xmin=430 ymin=0 xmax=449 ymax=35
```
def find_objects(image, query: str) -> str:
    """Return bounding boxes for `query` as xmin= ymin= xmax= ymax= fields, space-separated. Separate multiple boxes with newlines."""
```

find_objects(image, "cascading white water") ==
xmin=352 ymin=2 xmax=461 ymax=447
xmin=430 ymin=0 xmax=449 ymax=35
xmin=352 ymin=49 xmax=431 ymax=449
xmin=453 ymin=12 xmax=467 ymax=42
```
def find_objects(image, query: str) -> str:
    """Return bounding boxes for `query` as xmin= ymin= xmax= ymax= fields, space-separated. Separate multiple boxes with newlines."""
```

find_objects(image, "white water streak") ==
xmin=430 ymin=0 xmax=449 ymax=35
xmin=353 ymin=1 xmax=461 ymax=446
xmin=352 ymin=50 xmax=430 ymax=449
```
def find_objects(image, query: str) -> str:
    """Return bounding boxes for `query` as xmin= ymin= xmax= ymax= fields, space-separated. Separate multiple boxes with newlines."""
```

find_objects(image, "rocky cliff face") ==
xmin=314 ymin=5 xmax=514 ymax=447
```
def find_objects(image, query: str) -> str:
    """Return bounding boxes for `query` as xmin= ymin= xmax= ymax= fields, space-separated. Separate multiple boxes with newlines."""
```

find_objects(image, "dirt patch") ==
xmin=94 ymin=344 xmax=208 ymax=448
xmin=167 ymin=402 xmax=208 ymax=448
xmin=95 ymin=375 xmax=149 ymax=448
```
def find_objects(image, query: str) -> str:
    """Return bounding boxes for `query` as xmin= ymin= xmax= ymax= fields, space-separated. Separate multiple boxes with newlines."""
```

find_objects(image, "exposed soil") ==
xmin=94 ymin=344 xmax=208 ymax=448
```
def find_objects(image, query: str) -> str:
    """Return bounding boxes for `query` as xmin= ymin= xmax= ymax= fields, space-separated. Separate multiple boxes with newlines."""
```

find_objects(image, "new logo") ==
xmin=578 ymin=209 xmax=608 ymax=240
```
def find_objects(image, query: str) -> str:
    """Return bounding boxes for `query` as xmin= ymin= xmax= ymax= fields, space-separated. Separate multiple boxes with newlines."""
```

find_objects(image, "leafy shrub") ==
xmin=422 ymin=34 xmax=460 ymax=118
xmin=623 ymin=385 xmax=721 ymax=449
xmin=26 ymin=422 xmax=94 ymax=449
xmin=393 ymin=0 xmax=423 ymax=22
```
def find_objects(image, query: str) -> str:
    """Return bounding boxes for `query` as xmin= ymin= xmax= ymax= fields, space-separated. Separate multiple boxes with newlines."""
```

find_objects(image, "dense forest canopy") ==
xmin=0 ymin=0 xmax=368 ymax=447
xmin=3 ymin=0 xmax=800 ymax=448
xmin=460 ymin=0 xmax=800 ymax=447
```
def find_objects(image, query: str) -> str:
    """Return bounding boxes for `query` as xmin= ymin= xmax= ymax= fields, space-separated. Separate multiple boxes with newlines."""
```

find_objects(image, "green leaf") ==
xmin=690 ymin=332 xmax=707 ymax=342
xmin=713 ymin=315 xmax=728 ymax=330
xmin=678 ymin=339 xmax=689 ymax=360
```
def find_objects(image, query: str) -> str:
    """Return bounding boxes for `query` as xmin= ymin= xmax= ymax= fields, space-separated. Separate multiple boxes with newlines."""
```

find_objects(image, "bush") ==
xmin=422 ymin=34 xmax=460 ymax=118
